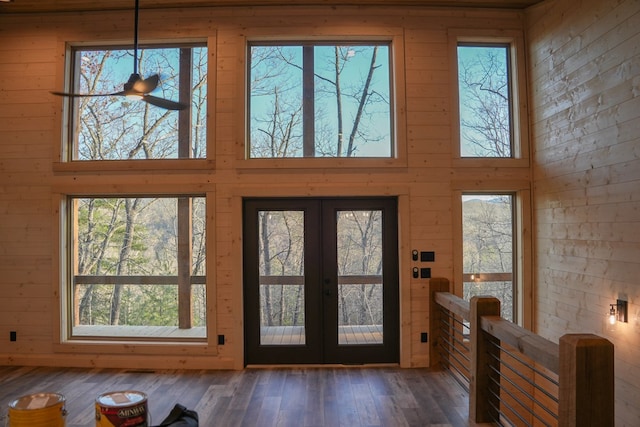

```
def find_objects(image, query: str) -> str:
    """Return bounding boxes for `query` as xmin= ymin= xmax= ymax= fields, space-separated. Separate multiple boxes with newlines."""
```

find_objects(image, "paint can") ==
xmin=95 ymin=390 xmax=148 ymax=427
xmin=7 ymin=392 xmax=67 ymax=427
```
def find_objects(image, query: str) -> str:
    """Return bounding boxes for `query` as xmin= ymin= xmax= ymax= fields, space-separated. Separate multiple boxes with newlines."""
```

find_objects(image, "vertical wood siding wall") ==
xmin=0 ymin=6 xmax=530 ymax=370
xmin=526 ymin=0 xmax=640 ymax=424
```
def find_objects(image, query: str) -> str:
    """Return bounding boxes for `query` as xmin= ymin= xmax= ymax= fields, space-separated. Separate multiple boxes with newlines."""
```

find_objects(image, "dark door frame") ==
xmin=243 ymin=197 xmax=399 ymax=365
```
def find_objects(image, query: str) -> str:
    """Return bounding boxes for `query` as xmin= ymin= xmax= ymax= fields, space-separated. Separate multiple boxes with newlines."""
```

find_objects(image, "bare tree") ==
xmin=458 ymin=47 xmax=511 ymax=157
xmin=250 ymin=44 xmax=389 ymax=158
xmin=73 ymin=46 xmax=208 ymax=328
xmin=462 ymin=196 xmax=513 ymax=319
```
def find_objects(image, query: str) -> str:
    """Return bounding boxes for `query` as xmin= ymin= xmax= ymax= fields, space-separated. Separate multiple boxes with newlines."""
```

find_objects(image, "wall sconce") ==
xmin=607 ymin=299 xmax=628 ymax=332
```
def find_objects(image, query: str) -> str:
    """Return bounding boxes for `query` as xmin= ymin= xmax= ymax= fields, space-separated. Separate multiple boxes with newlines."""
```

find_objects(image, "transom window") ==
xmin=248 ymin=42 xmax=393 ymax=158
xmin=67 ymin=196 xmax=206 ymax=340
xmin=457 ymin=43 xmax=513 ymax=158
xmin=65 ymin=44 xmax=207 ymax=161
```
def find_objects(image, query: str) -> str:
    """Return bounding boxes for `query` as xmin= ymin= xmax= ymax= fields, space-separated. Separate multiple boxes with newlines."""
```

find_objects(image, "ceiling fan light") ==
xmin=132 ymin=81 xmax=148 ymax=93
xmin=125 ymin=93 xmax=144 ymax=101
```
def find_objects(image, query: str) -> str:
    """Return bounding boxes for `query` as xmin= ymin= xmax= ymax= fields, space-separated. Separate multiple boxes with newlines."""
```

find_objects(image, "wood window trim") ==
xmin=56 ymin=41 xmax=210 ymax=165
xmin=448 ymin=28 xmax=530 ymax=168
xmin=451 ymin=185 xmax=533 ymax=330
xmin=235 ymin=29 xmax=408 ymax=169
xmin=52 ymin=192 xmax=218 ymax=353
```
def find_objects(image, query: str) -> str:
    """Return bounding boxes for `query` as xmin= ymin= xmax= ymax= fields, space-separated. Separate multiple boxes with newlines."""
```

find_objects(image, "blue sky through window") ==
xmin=249 ymin=43 xmax=392 ymax=158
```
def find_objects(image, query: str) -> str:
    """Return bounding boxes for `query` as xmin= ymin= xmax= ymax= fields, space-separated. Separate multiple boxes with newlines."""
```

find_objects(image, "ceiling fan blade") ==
xmin=51 ymin=91 xmax=125 ymax=97
xmin=142 ymin=95 xmax=189 ymax=111
xmin=51 ymin=1 xmax=190 ymax=112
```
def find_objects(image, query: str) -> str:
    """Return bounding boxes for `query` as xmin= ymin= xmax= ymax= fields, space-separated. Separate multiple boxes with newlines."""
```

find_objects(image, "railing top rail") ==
xmin=75 ymin=275 xmax=206 ymax=285
xmin=433 ymin=289 xmax=559 ymax=374
xmin=480 ymin=315 xmax=560 ymax=374
xmin=434 ymin=291 xmax=471 ymax=320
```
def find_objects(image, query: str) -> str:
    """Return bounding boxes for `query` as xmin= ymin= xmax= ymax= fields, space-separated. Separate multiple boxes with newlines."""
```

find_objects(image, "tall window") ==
xmin=66 ymin=44 xmax=207 ymax=160
xmin=457 ymin=44 xmax=513 ymax=158
xmin=462 ymin=194 xmax=514 ymax=320
xmin=248 ymin=42 xmax=393 ymax=158
xmin=68 ymin=196 xmax=206 ymax=339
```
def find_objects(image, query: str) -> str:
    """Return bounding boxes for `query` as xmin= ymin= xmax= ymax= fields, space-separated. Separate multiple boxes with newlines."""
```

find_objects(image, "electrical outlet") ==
xmin=420 ymin=332 xmax=428 ymax=343
xmin=217 ymin=335 xmax=225 ymax=345
xmin=10 ymin=331 xmax=16 ymax=342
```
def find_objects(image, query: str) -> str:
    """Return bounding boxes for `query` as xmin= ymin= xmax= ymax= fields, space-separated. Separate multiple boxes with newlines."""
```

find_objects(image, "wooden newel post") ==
xmin=559 ymin=334 xmax=614 ymax=427
xmin=429 ymin=277 xmax=450 ymax=369
xmin=470 ymin=296 xmax=501 ymax=423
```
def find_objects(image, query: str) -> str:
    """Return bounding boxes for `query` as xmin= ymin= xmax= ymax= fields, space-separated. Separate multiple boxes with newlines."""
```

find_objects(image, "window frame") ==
xmin=53 ymin=190 xmax=217 ymax=355
xmin=449 ymin=29 xmax=530 ymax=168
xmin=236 ymin=30 xmax=407 ymax=170
xmin=452 ymin=187 xmax=533 ymax=328
xmin=53 ymin=39 xmax=213 ymax=173
xmin=51 ymin=35 xmax=216 ymax=355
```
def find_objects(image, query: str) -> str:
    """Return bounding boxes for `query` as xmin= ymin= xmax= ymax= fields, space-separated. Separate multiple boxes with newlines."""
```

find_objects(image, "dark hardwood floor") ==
xmin=0 ymin=365 xmax=481 ymax=426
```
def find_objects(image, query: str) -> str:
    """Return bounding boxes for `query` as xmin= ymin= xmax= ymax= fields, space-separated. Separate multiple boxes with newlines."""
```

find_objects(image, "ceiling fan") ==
xmin=51 ymin=0 xmax=188 ymax=111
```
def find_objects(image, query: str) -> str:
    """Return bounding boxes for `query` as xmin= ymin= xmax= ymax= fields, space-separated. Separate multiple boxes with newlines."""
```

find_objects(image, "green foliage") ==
xmin=73 ymin=197 xmax=206 ymax=331
xmin=462 ymin=195 xmax=514 ymax=320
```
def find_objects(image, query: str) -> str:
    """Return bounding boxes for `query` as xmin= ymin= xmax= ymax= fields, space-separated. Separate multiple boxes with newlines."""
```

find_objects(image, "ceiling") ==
xmin=0 ymin=0 xmax=545 ymax=14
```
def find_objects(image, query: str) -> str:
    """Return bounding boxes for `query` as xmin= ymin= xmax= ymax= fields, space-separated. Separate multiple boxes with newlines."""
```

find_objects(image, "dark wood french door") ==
xmin=243 ymin=197 xmax=399 ymax=365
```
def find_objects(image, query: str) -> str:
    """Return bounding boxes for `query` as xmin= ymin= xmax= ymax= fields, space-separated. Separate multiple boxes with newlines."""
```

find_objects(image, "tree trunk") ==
xmin=110 ymin=199 xmax=139 ymax=325
xmin=335 ymin=47 xmax=344 ymax=156
xmin=259 ymin=212 xmax=273 ymax=326
xmin=347 ymin=46 xmax=378 ymax=157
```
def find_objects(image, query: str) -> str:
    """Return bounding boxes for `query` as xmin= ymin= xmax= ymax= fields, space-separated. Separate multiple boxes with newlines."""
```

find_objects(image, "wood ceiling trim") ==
xmin=0 ymin=0 xmax=545 ymax=14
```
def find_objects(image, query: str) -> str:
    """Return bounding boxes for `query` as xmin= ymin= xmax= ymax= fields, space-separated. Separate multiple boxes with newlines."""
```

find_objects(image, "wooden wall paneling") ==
xmin=398 ymin=194 xmax=412 ymax=368
xmin=527 ymin=0 xmax=640 ymax=424
xmin=0 ymin=4 xmax=539 ymax=372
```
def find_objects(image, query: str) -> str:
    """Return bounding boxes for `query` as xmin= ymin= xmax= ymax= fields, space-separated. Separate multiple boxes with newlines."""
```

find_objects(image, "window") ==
xmin=67 ymin=196 xmax=206 ymax=340
xmin=65 ymin=44 xmax=207 ymax=161
xmin=457 ymin=44 xmax=513 ymax=158
xmin=248 ymin=42 xmax=393 ymax=158
xmin=462 ymin=194 xmax=515 ymax=320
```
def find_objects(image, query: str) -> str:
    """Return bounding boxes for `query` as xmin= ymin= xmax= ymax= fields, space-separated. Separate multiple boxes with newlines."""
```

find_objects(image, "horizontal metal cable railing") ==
xmin=436 ymin=305 xmax=471 ymax=390
xmin=486 ymin=340 xmax=559 ymax=426
xmin=429 ymin=277 xmax=614 ymax=427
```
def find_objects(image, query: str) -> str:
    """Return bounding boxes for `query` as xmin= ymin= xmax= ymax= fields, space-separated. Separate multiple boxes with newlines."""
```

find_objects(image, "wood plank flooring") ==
xmin=0 ymin=365 xmax=485 ymax=426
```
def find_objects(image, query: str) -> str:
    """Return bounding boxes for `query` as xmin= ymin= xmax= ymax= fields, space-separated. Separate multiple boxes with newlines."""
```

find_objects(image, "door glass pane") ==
xmin=336 ymin=210 xmax=383 ymax=345
xmin=258 ymin=210 xmax=306 ymax=345
xmin=462 ymin=194 xmax=514 ymax=320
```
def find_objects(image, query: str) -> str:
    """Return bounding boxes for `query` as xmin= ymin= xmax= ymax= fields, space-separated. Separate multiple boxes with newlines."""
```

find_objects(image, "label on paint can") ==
xmin=95 ymin=390 xmax=148 ymax=427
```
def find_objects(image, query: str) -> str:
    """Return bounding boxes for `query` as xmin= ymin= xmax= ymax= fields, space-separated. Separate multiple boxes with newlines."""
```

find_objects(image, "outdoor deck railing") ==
xmin=429 ymin=277 xmax=614 ymax=427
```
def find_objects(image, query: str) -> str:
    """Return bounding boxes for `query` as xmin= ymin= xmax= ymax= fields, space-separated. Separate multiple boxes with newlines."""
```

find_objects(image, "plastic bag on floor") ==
xmin=152 ymin=403 xmax=198 ymax=427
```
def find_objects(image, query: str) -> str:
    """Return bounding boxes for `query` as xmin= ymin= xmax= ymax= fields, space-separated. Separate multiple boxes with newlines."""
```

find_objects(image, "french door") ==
xmin=243 ymin=198 xmax=399 ymax=365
